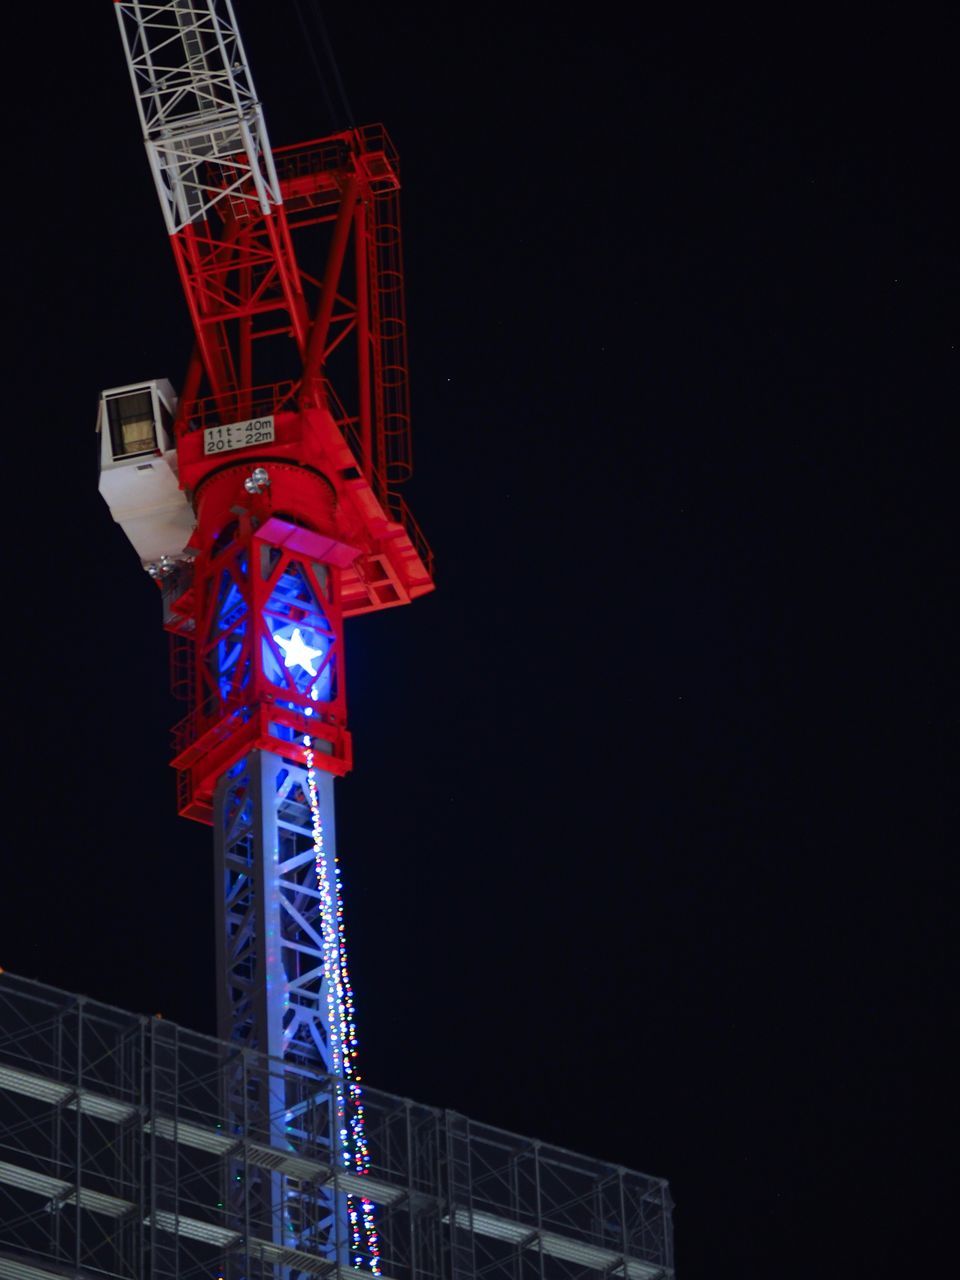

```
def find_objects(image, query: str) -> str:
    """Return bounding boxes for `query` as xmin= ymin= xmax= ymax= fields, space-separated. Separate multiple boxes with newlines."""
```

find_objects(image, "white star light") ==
xmin=274 ymin=627 xmax=325 ymax=677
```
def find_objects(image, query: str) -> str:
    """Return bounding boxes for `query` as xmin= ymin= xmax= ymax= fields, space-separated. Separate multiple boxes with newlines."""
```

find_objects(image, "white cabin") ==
xmin=97 ymin=380 xmax=195 ymax=570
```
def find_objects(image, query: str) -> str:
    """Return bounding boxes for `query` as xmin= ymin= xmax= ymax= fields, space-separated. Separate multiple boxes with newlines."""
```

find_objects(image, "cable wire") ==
xmin=290 ymin=0 xmax=356 ymax=132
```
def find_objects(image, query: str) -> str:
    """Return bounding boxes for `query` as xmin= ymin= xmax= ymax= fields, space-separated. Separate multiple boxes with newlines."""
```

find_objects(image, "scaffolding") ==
xmin=0 ymin=973 xmax=674 ymax=1280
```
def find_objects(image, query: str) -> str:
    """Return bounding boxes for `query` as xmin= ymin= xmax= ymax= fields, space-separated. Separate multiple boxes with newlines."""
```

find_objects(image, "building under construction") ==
xmin=0 ymin=974 xmax=674 ymax=1280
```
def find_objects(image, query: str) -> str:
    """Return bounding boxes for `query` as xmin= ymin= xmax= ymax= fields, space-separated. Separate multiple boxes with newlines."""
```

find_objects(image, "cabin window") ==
xmin=107 ymin=389 xmax=157 ymax=459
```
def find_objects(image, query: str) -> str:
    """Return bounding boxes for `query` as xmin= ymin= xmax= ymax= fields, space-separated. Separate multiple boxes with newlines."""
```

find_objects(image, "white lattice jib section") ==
xmin=115 ymin=0 xmax=282 ymax=231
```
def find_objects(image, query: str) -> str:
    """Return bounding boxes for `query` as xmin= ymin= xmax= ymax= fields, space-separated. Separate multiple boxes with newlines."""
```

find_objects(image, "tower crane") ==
xmin=97 ymin=1 xmax=433 ymax=1269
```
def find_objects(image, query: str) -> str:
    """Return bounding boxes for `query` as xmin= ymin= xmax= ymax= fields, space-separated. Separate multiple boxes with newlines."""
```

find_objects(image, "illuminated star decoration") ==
xmin=274 ymin=626 xmax=325 ymax=677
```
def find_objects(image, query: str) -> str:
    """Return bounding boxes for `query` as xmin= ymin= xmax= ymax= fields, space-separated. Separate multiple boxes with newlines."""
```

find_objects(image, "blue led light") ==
xmin=214 ymin=572 xmax=249 ymax=702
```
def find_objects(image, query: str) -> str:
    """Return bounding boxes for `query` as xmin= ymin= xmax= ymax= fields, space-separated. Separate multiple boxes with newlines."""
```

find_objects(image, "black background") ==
xmin=1 ymin=4 xmax=953 ymax=1276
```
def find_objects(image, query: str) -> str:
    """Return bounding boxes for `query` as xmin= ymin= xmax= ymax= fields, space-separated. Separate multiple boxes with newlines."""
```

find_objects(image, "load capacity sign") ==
xmin=203 ymin=415 xmax=275 ymax=455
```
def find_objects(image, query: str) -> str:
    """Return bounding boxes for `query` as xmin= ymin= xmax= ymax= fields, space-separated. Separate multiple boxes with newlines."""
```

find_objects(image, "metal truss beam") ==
xmin=115 ymin=0 xmax=281 ymax=233
xmin=215 ymin=750 xmax=340 ymax=1073
xmin=214 ymin=749 xmax=348 ymax=1267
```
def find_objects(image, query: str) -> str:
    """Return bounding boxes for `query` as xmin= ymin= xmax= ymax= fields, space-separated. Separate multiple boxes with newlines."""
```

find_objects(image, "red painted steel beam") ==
xmin=354 ymin=199 xmax=373 ymax=479
xmin=300 ymin=175 xmax=360 ymax=407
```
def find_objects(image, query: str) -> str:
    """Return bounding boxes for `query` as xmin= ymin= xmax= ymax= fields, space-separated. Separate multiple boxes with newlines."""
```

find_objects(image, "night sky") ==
xmin=1 ymin=5 xmax=952 ymax=1276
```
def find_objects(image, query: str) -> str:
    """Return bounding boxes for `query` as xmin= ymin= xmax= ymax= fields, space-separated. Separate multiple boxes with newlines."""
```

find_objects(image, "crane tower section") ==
xmin=99 ymin=3 xmax=434 ymax=1272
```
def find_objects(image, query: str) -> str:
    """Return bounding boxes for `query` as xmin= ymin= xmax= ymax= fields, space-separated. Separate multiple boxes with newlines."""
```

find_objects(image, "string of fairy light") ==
xmin=303 ymin=704 xmax=380 ymax=1275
